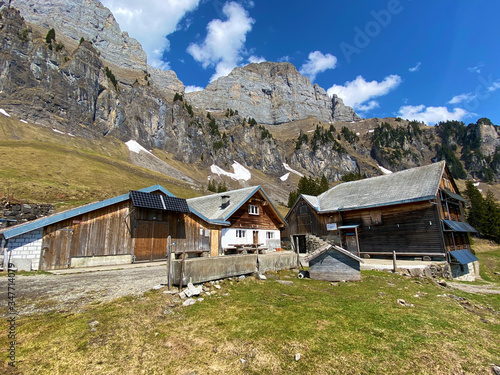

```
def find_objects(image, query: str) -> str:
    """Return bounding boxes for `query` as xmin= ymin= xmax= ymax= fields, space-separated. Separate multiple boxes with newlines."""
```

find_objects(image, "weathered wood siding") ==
xmin=229 ymin=200 xmax=281 ymax=231
xmin=283 ymin=198 xmax=340 ymax=237
xmin=341 ymin=201 xmax=445 ymax=256
xmin=309 ymin=250 xmax=361 ymax=281
xmin=132 ymin=208 xmax=221 ymax=258
xmin=41 ymin=201 xmax=133 ymax=270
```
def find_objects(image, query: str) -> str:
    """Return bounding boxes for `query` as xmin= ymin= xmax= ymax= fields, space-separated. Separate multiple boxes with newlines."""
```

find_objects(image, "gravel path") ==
xmin=0 ymin=264 xmax=169 ymax=316
xmin=447 ymin=281 xmax=500 ymax=295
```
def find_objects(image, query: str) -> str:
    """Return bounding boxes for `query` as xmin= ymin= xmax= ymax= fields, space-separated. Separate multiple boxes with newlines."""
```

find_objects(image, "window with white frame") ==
xmin=236 ymin=230 xmax=246 ymax=238
xmin=266 ymin=231 xmax=274 ymax=239
xmin=249 ymin=204 xmax=259 ymax=215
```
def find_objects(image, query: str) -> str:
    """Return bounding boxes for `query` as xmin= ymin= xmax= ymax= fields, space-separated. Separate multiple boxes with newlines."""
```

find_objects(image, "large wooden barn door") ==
xmin=40 ymin=228 xmax=74 ymax=270
xmin=210 ymin=230 xmax=219 ymax=256
xmin=134 ymin=221 xmax=169 ymax=262
xmin=151 ymin=222 xmax=169 ymax=260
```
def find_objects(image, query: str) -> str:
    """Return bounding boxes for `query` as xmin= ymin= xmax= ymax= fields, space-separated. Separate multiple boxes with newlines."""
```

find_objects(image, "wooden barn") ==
xmin=285 ymin=161 xmax=477 ymax=264
xmin=187 ymin=186 xmax=287 ymax=254
xmin=305 ymin=244 xmax=363 ymax=282
xmin=0 ymin=185 xmax=218 ymax=270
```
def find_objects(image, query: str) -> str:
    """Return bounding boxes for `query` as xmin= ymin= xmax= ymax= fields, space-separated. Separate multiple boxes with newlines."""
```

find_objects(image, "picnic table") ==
xmin=225 ymin=243 xmax=267 ymax=255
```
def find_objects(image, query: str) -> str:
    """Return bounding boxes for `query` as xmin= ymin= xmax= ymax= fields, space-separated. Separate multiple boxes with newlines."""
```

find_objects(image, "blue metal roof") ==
xmin=449 ymin=249 xmax=478 ymax=265
xmin=0 ymin=185 xmax=175 ymax=240
xmin=443 ymin=220 xmax=477 ymax=233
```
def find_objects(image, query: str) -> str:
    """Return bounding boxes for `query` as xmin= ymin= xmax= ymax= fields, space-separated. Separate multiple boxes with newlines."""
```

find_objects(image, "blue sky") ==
xmin=100 ymin=0 xmax=500 ymax=125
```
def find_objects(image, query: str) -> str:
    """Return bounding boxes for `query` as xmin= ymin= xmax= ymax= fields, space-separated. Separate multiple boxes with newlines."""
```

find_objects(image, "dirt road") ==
xmin=0 ymin=264 xmax=169 ymax=316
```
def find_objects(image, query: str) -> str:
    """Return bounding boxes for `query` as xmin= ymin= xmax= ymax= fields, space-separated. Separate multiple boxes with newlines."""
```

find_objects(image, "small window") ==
xmin=249 ymin=205 xmax=259 ymax=215
xmin=299 ymin=203 xmax=308 ymax=215
xmin=236 ymin=230 xmax=246 ymax=238
xmin=266 ymin=232 xmax=274 ymax=239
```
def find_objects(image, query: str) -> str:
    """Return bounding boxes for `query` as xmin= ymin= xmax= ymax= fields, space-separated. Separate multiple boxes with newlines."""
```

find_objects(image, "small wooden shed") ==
xmin=305 ymin=244 xmax=363 ymax=281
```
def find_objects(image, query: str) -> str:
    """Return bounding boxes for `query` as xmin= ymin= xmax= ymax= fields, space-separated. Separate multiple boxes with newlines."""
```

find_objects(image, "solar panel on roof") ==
xmin=130 ymin=191 xmax=190 ymax=213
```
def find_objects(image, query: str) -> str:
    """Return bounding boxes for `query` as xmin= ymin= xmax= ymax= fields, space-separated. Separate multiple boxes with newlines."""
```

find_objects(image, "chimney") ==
xmin=221 ymin=195 xmax=230 ymax=209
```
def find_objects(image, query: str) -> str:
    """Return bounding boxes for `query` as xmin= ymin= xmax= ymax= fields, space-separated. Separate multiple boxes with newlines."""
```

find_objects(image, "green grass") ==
xmin=1 ymin=269 xmax=498 ymax=374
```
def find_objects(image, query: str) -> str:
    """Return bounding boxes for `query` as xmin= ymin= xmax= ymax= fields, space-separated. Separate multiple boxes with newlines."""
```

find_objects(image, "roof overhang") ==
xmin=443 ymin=220 xmax=477 ymax=233
xmin=449 ymin=249 xmax=478 ymax=265
xmin=0 ymin=185 xmax=178 ymax=240
xmin=442 ymin=190 xmax=467 ymax=203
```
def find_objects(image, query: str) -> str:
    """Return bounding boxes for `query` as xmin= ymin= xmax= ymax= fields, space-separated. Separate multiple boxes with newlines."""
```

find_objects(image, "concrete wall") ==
xmin=71 ymin=255 xmax=133 ymax=268
xmin=3 ymin=229 xmax=43 ymax=271
xmin=171 ymin=251 xmax=296 ymax=285
xmin=451 ymin=261 xmax=478 ymax=281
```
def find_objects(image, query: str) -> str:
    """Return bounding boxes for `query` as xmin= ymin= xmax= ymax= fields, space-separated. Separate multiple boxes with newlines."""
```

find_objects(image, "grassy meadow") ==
xmin=0 ymin=116 xmax=203 ymax=210
xmin=1 ymin=244 xmax=499 ymax=374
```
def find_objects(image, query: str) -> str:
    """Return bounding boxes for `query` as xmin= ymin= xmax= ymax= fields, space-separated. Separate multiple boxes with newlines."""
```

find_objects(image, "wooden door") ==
xmin=40 ymin=227 xmax=74 ymax=270
xmin=134 ymin=221 xmax=154 ymax=261
xmin=346 ymin=235 xmax=358 ymax=255
xmin=135 ymin=221 xmax=170 ymax=261
xmin=210 ymin=230 xmax=219 ymax=256
xmin=253 ymin=231 xmax=259 ymax=244
xmin=151 ymin=222 xmax=169 ymax=260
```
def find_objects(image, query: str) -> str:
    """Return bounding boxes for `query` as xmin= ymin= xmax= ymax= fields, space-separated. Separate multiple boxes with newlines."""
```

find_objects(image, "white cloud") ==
xmin=187 ymin=2 xmax=254 ymax=82
xmin=278 ymin=55 xmax=290 ymax=62
xmin=100 ymin=0 xmax=200 ymax=69
xmin=327 ymin=75 xmax=401 ymax=111
xmin=398 ymin=105 xmax=470 ymax=125
xmin=409 ymin=62 xmax=421 ymax=72
xmin=487 ymin=81 xmax=500 ymax=92
xmin=299 ymin=51 xmax=337 ymax=82
xmin=448 ymin=93 xmax=475 ymax=105
xmin=185 ymin=85 xmax=204 ymax=93
xmin=467 ymin=63 xmax=484 ymax=74
xmin=356 ymin=101 xmax=379 ymax=112
xmin=248 ymin=55 xmax=266 ymax=64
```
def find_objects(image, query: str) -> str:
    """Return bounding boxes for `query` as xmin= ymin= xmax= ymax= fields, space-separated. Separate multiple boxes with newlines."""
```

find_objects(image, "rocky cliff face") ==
xmin=0 ymin=0 xmax=185 ymax=95
xmin=186 ymin=62 xmax=360 ymax=125
xmin=0 ymin=3 xmax=498 ymax=193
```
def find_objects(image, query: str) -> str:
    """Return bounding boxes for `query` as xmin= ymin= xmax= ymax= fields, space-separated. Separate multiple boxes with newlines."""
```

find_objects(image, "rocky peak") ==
xmin=186 ymin=61 xmax=360 ymax=125
xmin=1 ymin=0 xmax=184 ymax=94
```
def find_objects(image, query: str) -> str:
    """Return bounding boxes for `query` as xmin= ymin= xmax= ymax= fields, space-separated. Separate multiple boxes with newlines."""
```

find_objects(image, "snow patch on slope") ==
xmin=378 ymin=165 xmax=393 ymax=175
xmin=283 ymin=163 xmax=304 ymax=177
xmin=280 ymin=173 xmax=290 ymax=181
xmin=211 ymin=161 xmax=251 ymax=181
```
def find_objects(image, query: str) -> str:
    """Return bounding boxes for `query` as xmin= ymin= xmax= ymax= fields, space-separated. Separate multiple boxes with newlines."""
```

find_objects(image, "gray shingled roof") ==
xmin=314 ymin=161 xmax=446 ymax=212
xmin=187 ymin=186 xmax=259 ymax=222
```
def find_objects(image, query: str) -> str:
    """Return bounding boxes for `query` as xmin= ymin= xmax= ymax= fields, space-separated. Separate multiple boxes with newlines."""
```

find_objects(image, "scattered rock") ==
xmin=240 ymin=358 xmax=246 ymax=364
xmin=491 ymin=364 xmax=500 ymax=375
xmin=277 ymin=280 xmax=294 ymax=286
xmin=237 ymin=275 xmax=246 ymax=282
xmin=397 ymin=299 xmax=414 ymax=307
xmin=437 ymin=279 xmax=447 ymax=287
xmin=295 ymin=353 xmax=301 ymax=361
xmin=184 ymin=282 xmax=202 ymax=297
xmin=154 ymin=332 xmax=159 ymax=337
xmin=88 ymin=320 xmax=99 ymax=328
xmin=163 ymin=288 xmax=179 ymax=295
xmin=179 ymin=291 xmax=187 ymax=300
xmin=214 ymin=285 xmax=221 ymax=290
xmin=152 ymin=284 xmax=164 ymax=290
xmin=291 ymin=269 xmax=300 ymax=273
xmin=283 ymin=275 xmax=291 ymax=279
xmin=205 ymin=292 xmax=211 ymax=296
xmin=182 ymin=298 xmax=196 ymax=307
xmin=257 ymin=274 xmax=267 ymax=280
xmin=163 ymin=308 xmax=174 ymax=315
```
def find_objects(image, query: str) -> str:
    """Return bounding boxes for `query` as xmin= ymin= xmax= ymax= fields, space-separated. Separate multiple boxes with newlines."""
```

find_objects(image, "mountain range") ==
xmin=0 ymin=0 xmax=499 ymax=207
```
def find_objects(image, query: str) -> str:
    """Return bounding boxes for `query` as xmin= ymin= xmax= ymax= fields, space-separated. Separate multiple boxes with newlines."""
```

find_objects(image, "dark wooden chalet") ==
xmin=285 ymin=161 xmax=477 ymax=262
xmin=0 ymin=186 xmax=217 ymax=270
xmin=187 ymin=186 xmax=287 ymax=254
